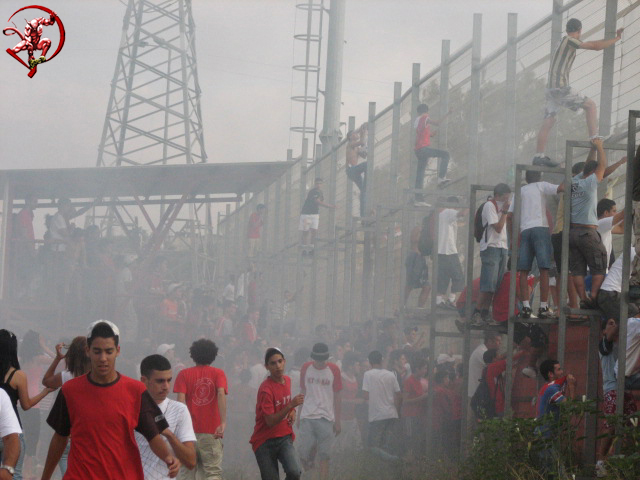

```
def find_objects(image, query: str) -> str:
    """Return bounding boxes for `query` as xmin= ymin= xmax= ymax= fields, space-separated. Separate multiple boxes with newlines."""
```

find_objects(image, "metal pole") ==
xmin=438 ymin=40 xmax=450 ymax=150
xmin=505 ymin=14 xmax=518 ymax=172
xmin=425 ymin=205 xmax=439 ymax=456
xmin=468 ymin=14 xmax=482 ymax=185
xmin=505 ymin=165 xmax=523 ymax=418
xmin=345 ymin=117 xmax=356 ymax=324
xmin=390 ymin=82 xmax=402 ymax=206
xmin=558 ymin=142 xmax=573 ymax=367
xmin=319 ymin=0 xmax=346 ymax=155
xmin=326 ymin=143 xmax=339 ymax=326
xmin=295 ymin=140 xmax=309 ymax=328
xmin=598 ymin=0 xmax=619 ymax=137
xmin=361 ymin=102 xmax=376 ymax=321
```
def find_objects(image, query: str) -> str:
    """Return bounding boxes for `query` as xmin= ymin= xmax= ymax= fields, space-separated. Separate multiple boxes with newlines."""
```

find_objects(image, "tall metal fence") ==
xmin=219 ymin=0 xmax=640 ymax=335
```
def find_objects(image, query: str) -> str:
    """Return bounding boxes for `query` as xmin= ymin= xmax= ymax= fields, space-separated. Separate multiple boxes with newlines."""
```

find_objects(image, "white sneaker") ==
xmin=437 ymin=177 xmax=451 ymax=185
xmin=595 ymin=460 xmax=607 ymax=478
xmin=412 ymin=200 xmax=431 ymax=207
xmin=522 ymin=367 xmax=537 ymax=379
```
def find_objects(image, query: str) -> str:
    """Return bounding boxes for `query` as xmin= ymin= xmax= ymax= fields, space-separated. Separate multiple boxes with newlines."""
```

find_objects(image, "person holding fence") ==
xmin=346 ymin=123 xmax=368 ymax=218
xmin=533 ymin=18 xmax=624 ymax=167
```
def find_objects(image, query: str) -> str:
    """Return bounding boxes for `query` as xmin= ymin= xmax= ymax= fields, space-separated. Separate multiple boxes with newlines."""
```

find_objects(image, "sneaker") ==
xmin=437 ymin=177 xmax=451 ymax=186
xmin=469 ymin=311 xmax=486 ymax=327
xmin=579 ymin=297 xmax=597 ymax=310
xmin=538 ymin=306 xmax=554 ymax=319
xmin=595 ymin=460 xmax=607 ymax=478
xmin=522 ymin=366 xmax=537 ymax=379
xmin=532 ymin=155 xmax=559 ymax=168
xmin=412 ymin=200 xmax=431 ymax=207
xmin=520 ymin=306 xmax=532 ymax=319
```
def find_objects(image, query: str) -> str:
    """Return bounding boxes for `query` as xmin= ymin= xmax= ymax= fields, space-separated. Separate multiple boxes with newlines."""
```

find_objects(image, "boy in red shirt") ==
xmin=250 ymin=348 xmax=304 ymax=480
xmin=173 ymin=339 xmax=228 ymax=480
xmin=42 ymin=321 xmax=178 ymax=480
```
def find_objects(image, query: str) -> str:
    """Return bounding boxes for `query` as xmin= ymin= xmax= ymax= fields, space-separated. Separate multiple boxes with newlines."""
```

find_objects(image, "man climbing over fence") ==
xmin=533 ymin=18 xmax=623 ymax=167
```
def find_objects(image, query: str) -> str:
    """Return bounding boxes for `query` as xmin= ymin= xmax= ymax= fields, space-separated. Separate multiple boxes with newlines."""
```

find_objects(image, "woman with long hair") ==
xmin=0 ymin=329 xmax=54 ymax=480
xmin=42 ymin=336 xmax=91 ymax=475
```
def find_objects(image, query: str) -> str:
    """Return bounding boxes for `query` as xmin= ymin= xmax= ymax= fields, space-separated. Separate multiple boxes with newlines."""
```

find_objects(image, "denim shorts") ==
xmin=517 ymin=227 xmax=552 ymax=271
xmin=480 ymin=247 xmax=508 ymax=293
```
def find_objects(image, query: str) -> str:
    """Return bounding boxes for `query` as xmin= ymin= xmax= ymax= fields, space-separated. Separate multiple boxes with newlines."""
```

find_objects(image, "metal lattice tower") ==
xmin=290 ymin=0 xmax=324 ymax=162
xmin=97 ymin=0 xmax=207 ymax=167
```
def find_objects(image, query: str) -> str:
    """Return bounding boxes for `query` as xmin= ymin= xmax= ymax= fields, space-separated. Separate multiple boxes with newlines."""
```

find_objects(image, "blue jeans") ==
xmin=254 ymin=435 xmax=301 ymax=480
xmin=480 ymin=247 xmax=508 ymax=293
xmin=0 ymin=433 xmax=25 ymax=480
xmin=347 ymin=163 xmax=367 ymax=216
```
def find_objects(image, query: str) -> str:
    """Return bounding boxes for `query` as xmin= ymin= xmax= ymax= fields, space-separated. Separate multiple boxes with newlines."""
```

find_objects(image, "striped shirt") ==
xmin=547 ymin=36 xmax=583 ymax=89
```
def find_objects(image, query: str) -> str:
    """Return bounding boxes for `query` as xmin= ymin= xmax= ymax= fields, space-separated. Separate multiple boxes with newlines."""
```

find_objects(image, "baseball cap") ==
xmin=157 ymin=344 xmax=175 ymax=356
xmin=88 ymin=320 xmax=120 ymax=338
xmin=310 ymin=342 xmax=330 ymax=361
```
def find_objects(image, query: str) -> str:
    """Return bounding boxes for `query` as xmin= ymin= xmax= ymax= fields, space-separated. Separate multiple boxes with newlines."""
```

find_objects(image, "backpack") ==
xmin=473 ymin=198 xmax=498 ymax=243
xmin=470 ymin=366 xmax=498 ymax=419
xmin=417 ymin=212 xmax=436 ymax=256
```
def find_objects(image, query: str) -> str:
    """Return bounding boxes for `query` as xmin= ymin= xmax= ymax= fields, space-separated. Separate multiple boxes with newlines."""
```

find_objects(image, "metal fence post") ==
xmin=326 ymin=142 xmax=339 ymax=326
xmin=345 ymin=116 xmax=356 ymax=324
xmin=438 ymin=40 xmax=450 ymax=150
xmin=361 ymin=102 xmax=376 ymax=322
xmin=505 ymin=13 xmax=518 ymax=169
xmin=468 ymin=13 xmax=482 ymax=185
xmin=390 ymin=82 xmax=402 ymax=206
xmin=598 ymin=0 xmax=619 ymax=137
xmin=409 ymin=64 xmax=421 ymax=192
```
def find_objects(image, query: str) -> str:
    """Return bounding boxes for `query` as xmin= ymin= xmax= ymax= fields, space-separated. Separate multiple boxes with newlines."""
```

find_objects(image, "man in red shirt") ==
xmin=401 ymin=357 xmax=428 ymax=458
xmin=413 ymin=103 xmax=450 ymax=204
xmin=247 ymin=204 xmax=266 ymax=257
xmin=250 ymin=348 xmax=304 ymax=480
xmin=41 ymin=321 xmax=179 ymax=480
xmin=173 ymin=339 xmax=228 ymax=480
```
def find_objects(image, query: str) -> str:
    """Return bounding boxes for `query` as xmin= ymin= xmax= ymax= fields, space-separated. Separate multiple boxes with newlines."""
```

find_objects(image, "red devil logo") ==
xmin=3 ymin=5 xmax=65 ymax=78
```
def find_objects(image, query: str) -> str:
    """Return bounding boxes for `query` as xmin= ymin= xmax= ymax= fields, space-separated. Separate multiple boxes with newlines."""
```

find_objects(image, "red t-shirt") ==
xmin=492 ymin=272 xmax=535 ymax=323
xmin=17 ymin=208 xmax=35 ymax=242
xmin=431 ymin=384 xmax=455 ymax=431
xmin=486 ymin=350 xmax=526 ymax=414
xmin=173 ymin=365 xmax=228 ymax=434
xmin=340 ymin=373 xmax=358 ymax=421
xmin=46 ymin=373 xmax=168 ymax=480
xmin=250 ymin=376 xmax=295 ymax=452
xmin=401 ymin=374 xmax=427 ymax=418
xmin=414 ymin=113 xmax=432 ymax=150
xmin=247 ymin=212 xmax=263 ymax=239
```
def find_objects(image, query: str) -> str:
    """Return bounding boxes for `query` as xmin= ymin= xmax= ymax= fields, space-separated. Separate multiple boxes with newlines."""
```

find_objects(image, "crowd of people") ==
xmin=0 ymin=16 xmax=636 ymax=480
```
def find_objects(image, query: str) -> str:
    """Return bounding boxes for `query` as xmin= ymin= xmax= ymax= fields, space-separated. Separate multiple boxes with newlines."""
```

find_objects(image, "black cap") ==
xmin=310 ymin=342 xmax=330 ymax=361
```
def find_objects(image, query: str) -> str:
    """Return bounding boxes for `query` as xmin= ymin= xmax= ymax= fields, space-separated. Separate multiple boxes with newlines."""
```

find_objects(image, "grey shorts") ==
xmin=297 ymin=418 xmax=334 ymax=462
xmin=544 ymin=87 xmax=588 ymax=118
xmin=568 ymin=227 xmax=607 ymax=276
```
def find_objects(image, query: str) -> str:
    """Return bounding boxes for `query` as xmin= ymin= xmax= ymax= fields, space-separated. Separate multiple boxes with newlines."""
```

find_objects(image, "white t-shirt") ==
xmin=299 ymin=362 xmax=342 ymax=422
xmin=61 ymin=370 xmax=74 ymax=384
xmin=509 ymin=182 xmax=558 ymax=231
xmin=362 ymin=368 xmax=400 ymax=422
xmin=615 ymin=317 xmax=640 ymax=378
xmin=249 ymin=363 xmax=268 ymax=390
xmin=467 ymin=343 xmax=488 ymax=398
xmin=49 ymin=212 xmax=68 ymax=252
xmin=222 ymin=283 xmax=235 ymax=302
xmin=135 ymin=398 xmax=196 ymax=480
xmin=480 ymin=200 xmax=508 ymax=251
xmin=601 ymin=248 xmax=635 ymax=293
xmin=438 ymin=209 xmax=459 ymax=255
xmin=597 ymin=216 xmax=620 ymax=267
xmin=0 ymin=389 xmax=21 ymax=437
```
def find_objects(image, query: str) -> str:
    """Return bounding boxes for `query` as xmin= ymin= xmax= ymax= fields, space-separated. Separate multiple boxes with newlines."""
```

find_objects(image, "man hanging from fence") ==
xmin=346 ymin=123 xmax=368 ymax=218
xmin=532 ymin=18 xmax=623 ymax=167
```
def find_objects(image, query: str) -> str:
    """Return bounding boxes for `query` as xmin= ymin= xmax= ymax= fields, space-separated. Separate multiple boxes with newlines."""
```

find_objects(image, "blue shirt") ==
xmin=570 ymin=173 xmax=598 ymax=226
xmin=536 ymin=379 xmax=566 ymax=438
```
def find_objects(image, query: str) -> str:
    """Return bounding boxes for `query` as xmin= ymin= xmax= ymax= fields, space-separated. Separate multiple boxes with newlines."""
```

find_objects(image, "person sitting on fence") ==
xmin=436 ymin=197 xmax=466 ymax=310
xmin=533 ymin=18 xmax=623 ymax=167
xmin=299 ymin=178 xmax=336 ymax=253
xmin=569 ymin=138 xmax=608 ymax=309
xmin=596 ymin=317 xmax=638 ymax=478
xmin=413 ymin=104 xmax=450 ymax=205
xmin=509 ymin=170 xmax=563 ymax=319
xmin=471 ymin=183 xmax=511 ymax=326
xmin=404 ymin=217 xmax=431 ymax=308
xmin=247 ymin=204 xmax=266 ymax=257
xmin=596 ymin=198 xmax=625 ymax=270
xmin=346 ymin=123 xmax=368 ymax=217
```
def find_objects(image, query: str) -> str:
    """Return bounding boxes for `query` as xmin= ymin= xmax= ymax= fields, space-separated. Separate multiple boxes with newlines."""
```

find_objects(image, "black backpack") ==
xmin=473 ymin=198 xmax=497 ymax=243
xmin=470 ymin=366 xmax=498 ymax=419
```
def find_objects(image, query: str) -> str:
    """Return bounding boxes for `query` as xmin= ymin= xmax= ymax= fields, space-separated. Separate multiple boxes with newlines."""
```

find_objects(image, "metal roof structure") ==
xmin=0 ymin=162 xmax=290 ymax=203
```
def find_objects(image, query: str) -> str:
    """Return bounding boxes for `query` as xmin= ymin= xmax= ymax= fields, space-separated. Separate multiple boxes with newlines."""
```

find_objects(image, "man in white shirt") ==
xmin=472 ymin=183 xmax=511 ymax=326
xmin=0 ymin=389 xmax=21 ymax=480
xmin=436 ymin=197 xmax=466 ymax=309
xmin=596 ymin=198 xmax=625 ymax=270
xmin=509 ymin=171 xmax=563 ymax=319
xmin=467 ymin=333 xmax=502 ymax=399
xmin=136 ymin=355 xmax=196 ymax=480
xmin=362 ymin=350 xmax=401 ymax=454
xmin=297 ymin=343 xmax=342 ymax=480
xmin=597 ymin=249 xmax=639 ymax=325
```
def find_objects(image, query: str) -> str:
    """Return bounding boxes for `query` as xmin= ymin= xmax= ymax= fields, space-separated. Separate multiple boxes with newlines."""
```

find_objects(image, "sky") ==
xmin=0 ymin=0 xmax=554 ymax=172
